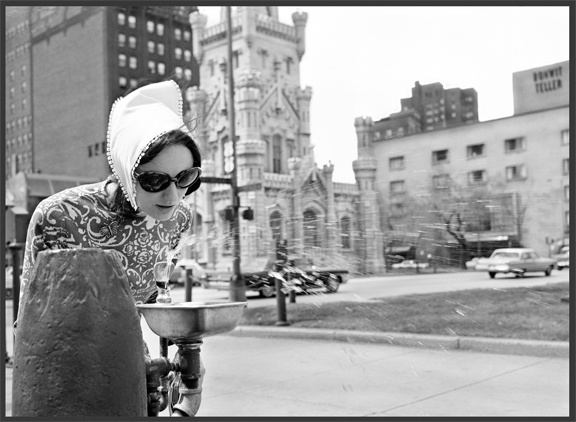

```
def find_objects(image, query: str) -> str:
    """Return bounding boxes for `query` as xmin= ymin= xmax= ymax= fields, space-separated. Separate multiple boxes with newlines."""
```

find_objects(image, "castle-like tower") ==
xmin=187 ymin=7 xmax=372 ymax=272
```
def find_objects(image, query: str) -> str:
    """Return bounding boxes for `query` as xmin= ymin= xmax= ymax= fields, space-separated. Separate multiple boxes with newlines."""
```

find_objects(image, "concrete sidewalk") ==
xmin=5 ymin=299 xmax=571 ymax=417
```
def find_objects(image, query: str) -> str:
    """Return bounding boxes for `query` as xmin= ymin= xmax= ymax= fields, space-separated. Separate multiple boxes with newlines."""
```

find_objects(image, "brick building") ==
xmin=6 ymin=5 xmax=199 ymax=180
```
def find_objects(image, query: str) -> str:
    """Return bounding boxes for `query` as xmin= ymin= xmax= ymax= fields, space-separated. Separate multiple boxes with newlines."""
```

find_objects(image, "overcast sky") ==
xmin=198 ymin=6 xmax=570 ymax=183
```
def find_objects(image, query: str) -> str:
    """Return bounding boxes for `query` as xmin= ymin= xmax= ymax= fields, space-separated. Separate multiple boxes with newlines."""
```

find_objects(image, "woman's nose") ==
xmin=161 ymin=182 xmax=181 ymax=201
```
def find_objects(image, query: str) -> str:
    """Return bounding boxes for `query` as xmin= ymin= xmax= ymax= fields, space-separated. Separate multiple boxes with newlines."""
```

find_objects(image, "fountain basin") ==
xmin=137 ymin=301 xmax=246 ymax=343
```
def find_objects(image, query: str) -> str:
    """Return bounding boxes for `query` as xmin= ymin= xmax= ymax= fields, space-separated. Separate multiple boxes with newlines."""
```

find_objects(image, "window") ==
xmin=506 ymin=164 xmax=527 ymax=181
xmin=561 ymin=129 xmax=569 ymax=145
xmin=128 ymin=15 xmax=136 ymax=29
xmin=174 ymin=66 xmax=182 ymax=77
xmin=303 ymin=210 xmax=319 ymax=247
xmin=183 ymin=30 xmax=191 ymax=41
xmin=563 ymin=158 xmax=569 ymax=175
xmin=129 ymin=56 xmax=137 ymax=69
xmin=147 ymin=20 xmax=154 ymax=33
xmin=129 ymin=78 xmax=138 ymax=88
xmin=118 ymin=12 xmax=126 ymax=25
xmin=233 ymin=50 xmax=240 ymax=69
xmin=504 ymin=137 xmax=526 ymax=153
xmin=148 ymin=61 xmax=155 ymax=74
xmin=433 ymin=174 xmax=450 ymax=189
xmin=272 ymin=135 xmax=282 ymax=173
xmin=157 ymin=62 xmax=165 ymax=75
xmin=174 ymin=28 xmax=182 ymax=40
xmin=184 ymin=69 xmax=192 ymax=81
xmin=270 ymin=211 xmax=282 ymax=241
xmin=389 ymin=156 xmax=405 ymax=171
xmin=432 ymin=149 xmax=449 ymax=164
xmin=21 ymin=82 xmax=27 ymax=92
xmin=119 ymin=76 xmax=127 ymax=88
xmin=128 ymin=36 xmax=137 ymax=49
xmin=118 ymin=33 xmax=126 ymax=47
xmin=147 ymin=41 xmax=155 ymax=54
xmin=10 ymin=87 xmax=15 ymax=98
xmin=157 ymin=23 xmax=164 ymax=36
xmin=10 ymin=70 xmax=15 ymax=81
xmin=468 ymin=170 xmax=487 ymax=185
xmin=564 ymin=185 xmax=569 ymax=201
xmin=209 ymin=60 xmax=214 ymax=76
xmin=184 ymin=50 xmax=191 ymax=62
xmin=10 ymin=104 xmax=15 ymax=114
xmin=175 ymin=47 xmax=182 ymax=60
xmin=565 ymin=211 xmax=570 ymax=232
xmin=390 ymin=203 xmax=404 ymax=217
xmin=341 ymin=216 xmax=351 ymax=249
xmin=467 ymin=143 xmax=485 ymax=158
xmin=118 ymin=54 xmax=126 ymax=67
xmin=390 ymin=180 xmax=405 ymax=194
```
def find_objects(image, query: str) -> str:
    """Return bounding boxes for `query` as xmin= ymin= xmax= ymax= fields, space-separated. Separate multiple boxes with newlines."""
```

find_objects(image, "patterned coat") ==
xmin=20 ymin=180 xmax=193 ymax=306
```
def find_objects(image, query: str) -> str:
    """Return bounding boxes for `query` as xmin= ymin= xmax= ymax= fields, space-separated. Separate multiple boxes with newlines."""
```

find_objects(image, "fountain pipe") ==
xmin=171 ymin=342 xmax=203 ymax=417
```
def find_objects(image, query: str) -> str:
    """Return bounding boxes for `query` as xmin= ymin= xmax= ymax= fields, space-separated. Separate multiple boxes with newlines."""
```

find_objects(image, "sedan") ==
xmin=475 ymin=248 xmax=556 ymax=278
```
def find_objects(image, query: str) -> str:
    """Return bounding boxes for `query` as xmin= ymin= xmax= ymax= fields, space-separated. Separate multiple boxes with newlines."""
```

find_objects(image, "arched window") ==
xmin=272 ymin=134 xmax=282 ymax=174
xmin=341 ymin=216 xmax=351 ymax=249
xmin=303 ymin=210 xmax=319 ymax=247
xmin=270 ymin=211 xmax=282 ymax=241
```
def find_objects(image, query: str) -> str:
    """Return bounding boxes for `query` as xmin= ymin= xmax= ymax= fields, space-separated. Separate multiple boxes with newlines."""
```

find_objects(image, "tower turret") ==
xmin=354 ymin=116 xmax=373 ymax=155
xmin=236 ymin=70 xmax=262 ymax=141
xmin=291 ymin=11 xmax=308 ymax=61
xmin=296 ymin=86 xmax=312 ymax=156
xmin=189 ymin=12 xmax=207 ymax=65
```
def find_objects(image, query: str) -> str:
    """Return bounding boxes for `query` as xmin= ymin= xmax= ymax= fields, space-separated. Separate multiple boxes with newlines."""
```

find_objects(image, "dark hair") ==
xmin=111 ymin=129 xmax=202 ymax=218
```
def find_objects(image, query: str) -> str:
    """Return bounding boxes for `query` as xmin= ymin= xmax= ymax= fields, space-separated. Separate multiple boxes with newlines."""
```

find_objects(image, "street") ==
xmin=167 ymin=268 xmax=570 ymax=309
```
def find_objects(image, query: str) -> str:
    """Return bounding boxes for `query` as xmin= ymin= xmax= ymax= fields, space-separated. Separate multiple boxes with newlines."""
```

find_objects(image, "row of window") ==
xmin=117 ymin=12 xmax=190 ymax=41
xmin=7 ymin=99 xmax=28 ymax=114
xmin=389 ymin=131 xmax=570 ymax=170
xmin=390 ymin=159 xmax=570 ymax=193
xmin=7 ymin=151 xmax=33 ymax=175
xmin=6 ymin=133 xmax=33 ymax=149
xmin=6 ymin=115 xmax=32 ymax=133
xmin=8 ymin=65 xmax=27 ymax=81
xmin=8 ymin=82 xmax=27 ymax=97
xmin=6 ymin=42 xmax=31 ymax=62
xmin=118 ymin=35 xmax=192 ymax=61
xmin=6 ymin=21 xmax=29 ymax=38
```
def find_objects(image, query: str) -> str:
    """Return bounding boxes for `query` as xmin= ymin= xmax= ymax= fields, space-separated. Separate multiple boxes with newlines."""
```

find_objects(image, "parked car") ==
xmin=552 ymin=246 xmax=569 ymax=270
xmin=391 ymin=260 xmax=429 ymax=270
xmin=169 ymin=259 xmax=209 ymax=287
xmin=474 ymin=248 xmax=556 ymax=278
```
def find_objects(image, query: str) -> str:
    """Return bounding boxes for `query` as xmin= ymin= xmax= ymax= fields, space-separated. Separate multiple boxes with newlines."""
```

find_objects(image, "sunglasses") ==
xmin=135 ymin=167 xmax=202 ymax=193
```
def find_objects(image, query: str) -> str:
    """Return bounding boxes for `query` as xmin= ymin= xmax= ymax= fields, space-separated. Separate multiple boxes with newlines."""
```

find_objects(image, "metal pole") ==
xmin=226 ymin=6 xmax=245 ymax=303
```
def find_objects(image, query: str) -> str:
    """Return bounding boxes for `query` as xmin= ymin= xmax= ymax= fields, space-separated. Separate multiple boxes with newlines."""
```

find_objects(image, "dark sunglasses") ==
xmin=135 ymin=167 xmax=202 ymax=193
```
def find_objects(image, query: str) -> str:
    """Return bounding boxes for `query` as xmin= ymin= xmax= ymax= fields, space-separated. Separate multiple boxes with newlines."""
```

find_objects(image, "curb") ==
xmin=228 ymin=326 xmax=569 ymax=358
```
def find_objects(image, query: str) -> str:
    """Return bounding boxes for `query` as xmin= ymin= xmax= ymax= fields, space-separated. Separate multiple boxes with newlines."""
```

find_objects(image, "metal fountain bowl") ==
xmin=137 ymin=301 xmax=247 ymax=343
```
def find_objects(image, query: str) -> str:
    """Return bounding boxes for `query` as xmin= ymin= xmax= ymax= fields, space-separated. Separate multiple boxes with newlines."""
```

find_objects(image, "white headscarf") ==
xmin=106 ymin=80 xmax=189 ymax=210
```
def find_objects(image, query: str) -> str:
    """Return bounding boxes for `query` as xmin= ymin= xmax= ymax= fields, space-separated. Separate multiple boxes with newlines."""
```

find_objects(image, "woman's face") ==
xmin=134 ymin=144 xmax=194 ymax=221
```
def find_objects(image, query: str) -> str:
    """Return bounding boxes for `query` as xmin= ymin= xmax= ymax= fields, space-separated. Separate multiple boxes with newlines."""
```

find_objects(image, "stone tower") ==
xmin=353 ymin=117 xmax=386 ymax=273
xmin=189 ymin=6 xmax=317 ymax=266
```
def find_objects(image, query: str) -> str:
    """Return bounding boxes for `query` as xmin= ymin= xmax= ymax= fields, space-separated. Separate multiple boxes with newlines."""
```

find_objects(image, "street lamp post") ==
xmin=226 ymin=6 xmax=245 ymax=302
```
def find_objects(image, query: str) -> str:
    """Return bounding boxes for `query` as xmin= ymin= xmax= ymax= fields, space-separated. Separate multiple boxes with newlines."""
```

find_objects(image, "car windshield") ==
xmin=491 ymin=252 xmax=520 ymax=259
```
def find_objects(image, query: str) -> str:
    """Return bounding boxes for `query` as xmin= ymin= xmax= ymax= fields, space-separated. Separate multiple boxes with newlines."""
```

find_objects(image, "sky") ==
xmin=198 ymin=6 xmax=570 ymax=183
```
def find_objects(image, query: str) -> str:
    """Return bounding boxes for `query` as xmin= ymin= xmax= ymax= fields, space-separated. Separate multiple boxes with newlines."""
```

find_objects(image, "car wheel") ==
xmin=557 ymin=266 xmax=563 ymax=271
xmin=544 ymin=266 xmax=552 ymax=276
xmin=260 ymin=284 xmax=275 ymax=298
xmin=489 ymin=272 xmax=496 ymax=279
xmin=325 ymin=276 xmax=339 ymax=293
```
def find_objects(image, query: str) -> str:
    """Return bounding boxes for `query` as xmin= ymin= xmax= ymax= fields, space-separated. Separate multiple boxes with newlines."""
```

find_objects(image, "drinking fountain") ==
xmin=137 ymin=301 xmax=247 ymax=416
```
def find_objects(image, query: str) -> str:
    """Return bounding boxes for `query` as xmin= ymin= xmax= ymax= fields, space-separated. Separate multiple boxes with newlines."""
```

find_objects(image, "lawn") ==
xmin=240 ymin=282 xmax=570 ymax=341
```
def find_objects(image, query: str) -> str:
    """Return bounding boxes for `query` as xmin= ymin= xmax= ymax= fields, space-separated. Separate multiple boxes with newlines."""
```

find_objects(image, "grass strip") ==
xmin=240 ymin=282 xmax=569 ymax=341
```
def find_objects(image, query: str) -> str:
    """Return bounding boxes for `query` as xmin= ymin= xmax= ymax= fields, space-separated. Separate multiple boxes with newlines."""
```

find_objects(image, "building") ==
xmin=5 ymin=5 xmax=199 ymax=180
xmin=6 ymin=7 xmax=33 ymax=178
xmin=356 ymin=60 xmax=569 ymax=262
xmin=372 ymin=81 xmax=479 ymax=142
xmin=187 ymin=7 xmax=377 ymax=273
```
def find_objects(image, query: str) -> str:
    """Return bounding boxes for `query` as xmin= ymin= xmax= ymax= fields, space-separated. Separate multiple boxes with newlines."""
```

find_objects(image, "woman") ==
xmin=19 ymin=79 xmax=202 ymax=309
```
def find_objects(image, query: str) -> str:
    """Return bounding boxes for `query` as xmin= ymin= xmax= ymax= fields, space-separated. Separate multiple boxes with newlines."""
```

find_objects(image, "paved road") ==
xmin=5 ymin=269 xmax=570 ymax=417
xmin=171 ymin=268 xmax=569 ymax=308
